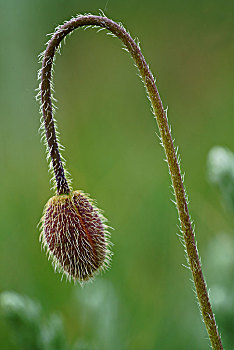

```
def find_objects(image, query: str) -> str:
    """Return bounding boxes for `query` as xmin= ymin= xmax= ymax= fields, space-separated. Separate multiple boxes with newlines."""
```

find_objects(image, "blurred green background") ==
xmin=0 ymin=0 xmax=233 ymax=349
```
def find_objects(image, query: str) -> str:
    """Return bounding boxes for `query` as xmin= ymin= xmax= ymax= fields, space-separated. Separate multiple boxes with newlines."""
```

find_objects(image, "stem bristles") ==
xmin=39 ymin=14 xmax=223 ymax=349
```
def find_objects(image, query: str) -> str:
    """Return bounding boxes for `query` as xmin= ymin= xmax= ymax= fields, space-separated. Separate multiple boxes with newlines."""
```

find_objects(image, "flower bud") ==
xmin=40 ymin=191 xmax=111 ymax=283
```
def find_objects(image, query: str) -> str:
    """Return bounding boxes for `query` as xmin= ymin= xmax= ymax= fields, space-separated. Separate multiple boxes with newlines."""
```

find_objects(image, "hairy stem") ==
xmin=40 ymin=14 xmax=223 ymax=349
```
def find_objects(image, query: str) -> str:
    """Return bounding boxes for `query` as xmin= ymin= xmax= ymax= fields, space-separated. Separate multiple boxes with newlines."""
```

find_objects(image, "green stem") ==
xmin=40 ymin=14 xmax=223 ymax=349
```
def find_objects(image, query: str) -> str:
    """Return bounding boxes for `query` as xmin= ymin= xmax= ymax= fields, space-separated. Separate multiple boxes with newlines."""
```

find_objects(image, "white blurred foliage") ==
xmin=0 ymin=291 xmax=68 ymax=350
xmin=208 ymin=146 xmax=234 ymax=210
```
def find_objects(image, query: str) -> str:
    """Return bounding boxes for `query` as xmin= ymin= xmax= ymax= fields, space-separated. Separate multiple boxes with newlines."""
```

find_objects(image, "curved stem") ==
xmin=40 ymin=15 xmax=223 ymax=349
xmin=41 ymin=42 xmax=70 ymax=195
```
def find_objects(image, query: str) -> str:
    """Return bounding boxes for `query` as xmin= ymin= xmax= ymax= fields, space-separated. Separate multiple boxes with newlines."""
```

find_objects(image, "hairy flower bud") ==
xmin=40 ymin=190 xmax=111 ymax=283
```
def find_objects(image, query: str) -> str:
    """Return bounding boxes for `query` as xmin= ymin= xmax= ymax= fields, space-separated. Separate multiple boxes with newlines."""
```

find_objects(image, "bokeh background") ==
xmin=0 ymin=0 xmax=233 ymax=349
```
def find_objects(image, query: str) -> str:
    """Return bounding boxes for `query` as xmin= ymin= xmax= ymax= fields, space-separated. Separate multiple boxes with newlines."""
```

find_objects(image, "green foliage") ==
xmin=40 ymin=314 xmax=68 ymax=350
xmin=0 ymin=292 xmax=69 ymax=350
xmin=206 ymin=147 xmax=234 ymax=348
xmin=208 ymin=146 xmax=234 ymax=210
xmin=205 ymin=234 xmax=234 ymax=348
xmin=0 ymin=281 xmax=118 ymax=350
xmin=75 ymin=279 xmax=120 ymax=350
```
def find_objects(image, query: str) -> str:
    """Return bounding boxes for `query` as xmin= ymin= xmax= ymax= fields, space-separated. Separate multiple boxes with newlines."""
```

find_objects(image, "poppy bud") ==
xmin=40 ymin=190 xmax=111 ymax=283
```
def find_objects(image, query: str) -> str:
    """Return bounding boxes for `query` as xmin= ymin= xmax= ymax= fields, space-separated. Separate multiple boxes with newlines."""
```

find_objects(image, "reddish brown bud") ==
xmin=40 ymin=190 xmax=111 ymax=283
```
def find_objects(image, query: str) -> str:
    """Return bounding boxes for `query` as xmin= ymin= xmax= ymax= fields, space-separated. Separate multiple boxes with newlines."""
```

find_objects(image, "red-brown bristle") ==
xmin=40 ymin=191 xmax=111 ymax=282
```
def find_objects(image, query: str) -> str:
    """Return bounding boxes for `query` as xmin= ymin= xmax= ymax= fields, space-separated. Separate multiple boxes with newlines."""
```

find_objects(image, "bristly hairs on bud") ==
xmin=38 ymin=13 xmax=223 ymax=349
xmin=39 ymin=191 xmax=112 ymax=283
